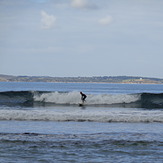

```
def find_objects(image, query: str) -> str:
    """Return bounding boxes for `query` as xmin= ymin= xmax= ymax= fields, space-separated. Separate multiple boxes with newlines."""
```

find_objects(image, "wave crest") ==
xmin=0 ymin=91 xmax=163 ymax=108
xmin=34 ymin=91 xmax=140 ymax=105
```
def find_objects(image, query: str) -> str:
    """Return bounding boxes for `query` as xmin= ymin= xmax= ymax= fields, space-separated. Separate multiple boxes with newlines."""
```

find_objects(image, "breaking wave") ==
xmin=0 ymin=108 xmax=162 ymax=123
xmin=0 ymin=91 xmax=163 ymax=108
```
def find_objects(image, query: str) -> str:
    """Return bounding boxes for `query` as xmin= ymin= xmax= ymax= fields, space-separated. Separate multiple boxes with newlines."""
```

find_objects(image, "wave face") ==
xmin=0 ymin=91 xmax=34 ymax=106
xmin=0 ymin=91 xmax=163 ymax=108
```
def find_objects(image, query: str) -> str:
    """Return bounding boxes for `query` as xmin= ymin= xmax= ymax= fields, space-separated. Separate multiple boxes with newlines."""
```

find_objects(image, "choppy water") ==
xmin=0 ymin=82 xmax=163 ymax=162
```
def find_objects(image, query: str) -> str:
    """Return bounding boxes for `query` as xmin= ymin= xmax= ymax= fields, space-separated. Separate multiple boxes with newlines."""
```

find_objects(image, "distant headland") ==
xmin=0 ymin=74 xmax=163 ymax=84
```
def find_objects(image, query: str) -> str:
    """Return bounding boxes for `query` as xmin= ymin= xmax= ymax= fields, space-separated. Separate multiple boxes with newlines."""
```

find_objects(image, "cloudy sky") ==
xmin=1 ymin=0 xmax=163 ymax=78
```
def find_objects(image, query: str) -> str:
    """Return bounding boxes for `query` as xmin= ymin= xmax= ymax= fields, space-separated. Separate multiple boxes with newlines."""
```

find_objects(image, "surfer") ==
xmin=80 ymin=92 xmax=87 ymax=103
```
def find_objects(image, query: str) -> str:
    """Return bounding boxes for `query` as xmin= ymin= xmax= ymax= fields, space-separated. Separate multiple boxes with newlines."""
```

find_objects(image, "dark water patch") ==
xmin=0 ymin=132 xmax=162 ymax=163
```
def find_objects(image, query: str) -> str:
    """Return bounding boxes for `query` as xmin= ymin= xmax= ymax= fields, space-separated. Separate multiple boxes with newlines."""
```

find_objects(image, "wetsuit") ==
xmin=80 ymin=92 xmax=87 ymax=103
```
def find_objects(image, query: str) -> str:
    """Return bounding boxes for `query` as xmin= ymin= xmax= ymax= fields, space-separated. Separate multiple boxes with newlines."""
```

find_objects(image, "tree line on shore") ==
xmin=0 ymin=74 xmax=163 ymax=84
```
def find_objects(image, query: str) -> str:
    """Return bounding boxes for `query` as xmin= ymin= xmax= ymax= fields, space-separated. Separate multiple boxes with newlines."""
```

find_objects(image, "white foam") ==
xmin=0 ymin=109 xmax=162 ymax=123
xmin=34 ymin=92 xmax=81 ymax=104
xmin=87 ymin=94 xmax=140 ymax=105
xmin=34 ymin=92 xmax=140 ymax=105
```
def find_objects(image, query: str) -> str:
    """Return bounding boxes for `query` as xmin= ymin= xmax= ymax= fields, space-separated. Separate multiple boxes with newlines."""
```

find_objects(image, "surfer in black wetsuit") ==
xmin=80 ymin=92 xmax=87 ymax=103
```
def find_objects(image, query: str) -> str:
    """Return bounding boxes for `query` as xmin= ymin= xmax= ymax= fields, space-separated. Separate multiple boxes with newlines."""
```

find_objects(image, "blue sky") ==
xmin=1 ymin=0 xmax=163 ymax=78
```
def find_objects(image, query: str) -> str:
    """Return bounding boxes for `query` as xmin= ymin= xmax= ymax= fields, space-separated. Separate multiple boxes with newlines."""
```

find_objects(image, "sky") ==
xmin=0 ymin=0 xmax=163 ymax=78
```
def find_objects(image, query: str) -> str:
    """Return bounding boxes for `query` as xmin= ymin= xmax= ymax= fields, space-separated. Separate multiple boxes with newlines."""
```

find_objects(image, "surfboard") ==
xmin=79 ymin=103 xmax=84 ymax=107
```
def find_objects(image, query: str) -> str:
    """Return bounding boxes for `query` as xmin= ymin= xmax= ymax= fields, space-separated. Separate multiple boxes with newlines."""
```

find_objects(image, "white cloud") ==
xmin=71 ymin=0 xmax=97 ymax=9
xmin=71 ymin=0 xmax=86 ymax=8
xmin=98 ymin=16 xmax=113 ymax=26
xmin=41 ymin=10 xmax=57 ymax=29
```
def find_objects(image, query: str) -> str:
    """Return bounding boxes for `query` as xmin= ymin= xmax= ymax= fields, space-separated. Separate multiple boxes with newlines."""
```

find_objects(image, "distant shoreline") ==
xmin=1 ymin=81 xmax=162 ymax=85
xmin=0 ymin=74 xmax=163 ymax=84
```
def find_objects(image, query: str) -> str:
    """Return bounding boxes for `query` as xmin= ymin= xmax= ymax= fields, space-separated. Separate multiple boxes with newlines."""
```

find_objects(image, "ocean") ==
xmin=0 ymin=82 xmax=163 ymax=163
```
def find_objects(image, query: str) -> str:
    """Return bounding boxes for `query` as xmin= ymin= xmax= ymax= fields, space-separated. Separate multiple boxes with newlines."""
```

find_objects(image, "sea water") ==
xmin=0 ymin=82 xmax=163 ymax=163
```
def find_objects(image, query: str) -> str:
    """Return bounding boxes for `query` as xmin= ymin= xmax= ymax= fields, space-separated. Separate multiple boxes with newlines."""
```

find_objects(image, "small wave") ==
xmin=0 ymin=109 xmax=162 ymax=123
xmin=0 ymin=91 xmax=163 ymax=108
xmin=0 ymin=133 xmax=162 ymax=144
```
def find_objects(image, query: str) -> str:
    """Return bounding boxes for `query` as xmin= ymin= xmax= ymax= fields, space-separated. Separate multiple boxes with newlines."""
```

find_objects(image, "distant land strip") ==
xmin=0 ymin=74 xmax=163 ymax=84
